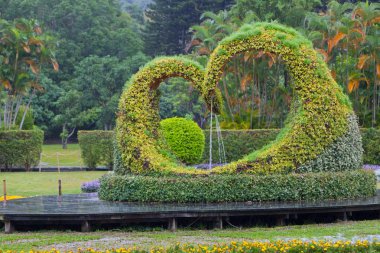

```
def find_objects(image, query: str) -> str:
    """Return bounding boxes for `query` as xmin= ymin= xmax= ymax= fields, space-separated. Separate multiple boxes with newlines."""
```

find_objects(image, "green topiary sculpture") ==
xmin=100 ymin=22 xmax=375 ymax=202
xmin=160 ymin=117 xmax=205 ymax=165
xmin=114 ymin=22 xmax=360 ymax=175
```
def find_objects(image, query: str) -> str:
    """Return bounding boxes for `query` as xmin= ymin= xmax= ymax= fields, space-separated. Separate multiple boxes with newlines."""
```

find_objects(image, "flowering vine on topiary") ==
xmin=115 ymin=22 xmax=361 ymax=176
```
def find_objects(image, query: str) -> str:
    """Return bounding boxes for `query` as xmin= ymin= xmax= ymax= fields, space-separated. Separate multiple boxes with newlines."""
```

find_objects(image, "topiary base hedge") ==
xmin=99 ymin=169 xmax=376 ymax=203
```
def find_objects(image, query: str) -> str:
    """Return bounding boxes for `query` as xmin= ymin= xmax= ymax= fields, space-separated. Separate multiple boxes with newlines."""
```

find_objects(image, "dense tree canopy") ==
xmin=0 ymin=0 xmax=379 ymax=143
xmin=0 ymin=18 xmax=58 ymax=130
xmin=144 ymin=0 xmax=234 ymax=56
xmin=0 ymin=0 xmax=147 ymax=139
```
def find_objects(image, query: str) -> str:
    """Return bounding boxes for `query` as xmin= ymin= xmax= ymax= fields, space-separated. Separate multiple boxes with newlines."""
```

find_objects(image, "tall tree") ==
xmin=72 ymin=53 xmax=149 ymax=130
xmin=0 ymin=18 xmax=58 ymax=129
xmin=231 ymin=0 xmax=322 ymax=28
xmin=1 ymin=0 xmax=147 ymax=137
xmin=144 ymin=0 xmax=234 ymax=56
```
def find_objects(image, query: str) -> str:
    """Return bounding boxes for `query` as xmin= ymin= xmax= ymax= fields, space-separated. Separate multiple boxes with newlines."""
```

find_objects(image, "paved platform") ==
xmin=0 ymin=191 xmax=379 ymax=233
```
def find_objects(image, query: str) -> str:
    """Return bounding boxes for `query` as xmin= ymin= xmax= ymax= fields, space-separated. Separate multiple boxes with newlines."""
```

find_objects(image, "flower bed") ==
xmin=2 ymin=240 xmax=380 ymax=252
xmin=81 ymin=180 xmax=100 ymax=193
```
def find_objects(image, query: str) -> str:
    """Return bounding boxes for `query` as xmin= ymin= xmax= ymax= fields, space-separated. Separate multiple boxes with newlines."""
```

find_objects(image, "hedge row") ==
xmin=0 ymin=129 xmax=44 ymax=171
xmin=78 ymin=131 xmax=114 ymax=169
xmin=204 ymin=128 xmax=380 ymax=165
xmin=79 ymin=127 xmax=380 ymax=169
xmin=203 ymin=129 xmax=279 ymax=163
xmin=99 ymin=169 xmax=376 ymax=202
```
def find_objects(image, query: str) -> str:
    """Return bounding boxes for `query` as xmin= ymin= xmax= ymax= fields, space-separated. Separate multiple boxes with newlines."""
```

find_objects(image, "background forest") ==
xmin=0 ymin=0 xmax=379 ymax=142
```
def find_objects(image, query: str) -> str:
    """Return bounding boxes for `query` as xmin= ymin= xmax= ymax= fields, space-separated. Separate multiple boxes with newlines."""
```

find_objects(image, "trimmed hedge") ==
xmin=205 ymin=127 xmax=379 ymax=165
xmin=78 ymin=131 xmax=114 ymax=169
xmin=0 ymin=129 xmax=44 ymax=171
xmin=81 ymin=127 xmax=380 ymax=170
xmin=203 ymin=129 xmax=279 ymax=163
xmin=99 ymin=169 xmax=376 ymax=203
xmin=160 ymin=117 xmax=205 ymax=164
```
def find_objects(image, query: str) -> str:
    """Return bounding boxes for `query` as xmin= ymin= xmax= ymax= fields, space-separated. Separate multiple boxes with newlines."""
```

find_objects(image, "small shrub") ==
xmin=0 ymin=129 xmax=44 ymax=171
xmin=81 ymin=180 xmax=100 ymax=193
xmin=160 ymin=117 xmax=205 ymax=165
xmin=78 ymin=131 xmax=114 ymax=170
xmin=99 ymin=169 xmax=376 ymax=202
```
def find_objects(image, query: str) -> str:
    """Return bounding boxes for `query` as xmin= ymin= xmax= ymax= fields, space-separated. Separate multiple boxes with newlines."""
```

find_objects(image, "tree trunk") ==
xmin=12 ymin=95 xmax=22 ymax=126
xmin=373 ymin=60 xmax=378 ymax=127
xmin=61 ymin=124 xmax=67 ymax=149
xmin=222 ymin=76 xmax=234 ymax=121
xmin=63 ymin=126 xmax=76 ymax=149
xmin=19 ymin=89 xmax=36 ymax=130
xmin=250 ymin=60 xmax=258 ymax=128
xmin=0 ymin=101 xmax=2 ymax=128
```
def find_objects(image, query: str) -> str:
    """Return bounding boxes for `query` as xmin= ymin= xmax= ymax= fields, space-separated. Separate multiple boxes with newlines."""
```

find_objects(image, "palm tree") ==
xmin=351 ymin=2 xmax=380 ymax=126
xmin=0 ymin=18 xmax=58 ymax=129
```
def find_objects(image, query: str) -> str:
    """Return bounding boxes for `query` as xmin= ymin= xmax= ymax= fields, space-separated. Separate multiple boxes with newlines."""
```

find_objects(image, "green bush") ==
xmin=99 ymin=169 xmax=376 ymax=202
xmin=0 ymin=129 xmax=43 ymax=171
xmin=203 ymin=129 xmax=279 ymax=163
xmin=160 ymin=117 xmax=205 ymax=165
xmin=361 ymin=128 xmax=380 ymax=165
xmin=78 ymin=131 xmax=114 ymax=169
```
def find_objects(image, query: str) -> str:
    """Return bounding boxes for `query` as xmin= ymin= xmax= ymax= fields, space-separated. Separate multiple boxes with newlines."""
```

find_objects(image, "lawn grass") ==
xmin=0 ymin=172 xmax=106 ymax=197
xmin=0 ymin=220 xmax=379 ymax=251
xmin=40 ymin=144 xmax=83 ymax=167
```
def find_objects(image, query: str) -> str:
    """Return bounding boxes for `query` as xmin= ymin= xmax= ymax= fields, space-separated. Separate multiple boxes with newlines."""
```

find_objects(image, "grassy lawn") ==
xmin=0 ymin=220 xmax=379 ymax=251
xmin=0 ymin=172 xmax=106 ymax=197
xmin=40 ymin=144 xmax=83 ymax=167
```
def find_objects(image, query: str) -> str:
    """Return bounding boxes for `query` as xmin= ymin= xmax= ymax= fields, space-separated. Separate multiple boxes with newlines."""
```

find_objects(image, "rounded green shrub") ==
xmin=160 ymin=117 xmax=205 ymax=165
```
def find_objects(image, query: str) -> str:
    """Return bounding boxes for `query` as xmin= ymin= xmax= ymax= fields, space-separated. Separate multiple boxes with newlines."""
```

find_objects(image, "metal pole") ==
xmin=209 ymin=101 xmax=213 ymax=170
xmin=58 ymin=179 xmax=62 ymax=196
xmin=57 ymin=152 xmax=60 ymax=173
xmin=3 ymin=180 xmax=6 ymax=202
xmin=39 ymin=153 xmax=42 ymax=172
xmin=79 ymin=152 xmax=82 ymax=170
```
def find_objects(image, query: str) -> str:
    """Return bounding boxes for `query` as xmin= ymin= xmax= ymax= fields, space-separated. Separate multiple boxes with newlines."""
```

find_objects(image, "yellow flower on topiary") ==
xmin=114 ymin=22 xmax=360 ymax=176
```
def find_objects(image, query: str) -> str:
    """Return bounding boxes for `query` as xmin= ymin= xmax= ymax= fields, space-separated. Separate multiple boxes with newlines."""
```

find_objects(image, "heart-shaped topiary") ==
xmin=115 ymin=22 xmax=361 ymax=176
